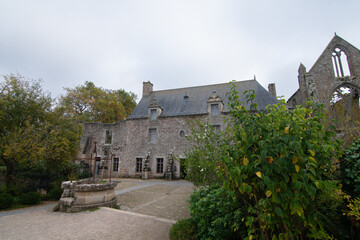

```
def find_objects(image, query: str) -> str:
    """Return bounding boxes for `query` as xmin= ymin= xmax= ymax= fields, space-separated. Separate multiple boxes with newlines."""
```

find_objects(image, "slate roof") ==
xmin=128 ymin=79 xmax=278 ymax=119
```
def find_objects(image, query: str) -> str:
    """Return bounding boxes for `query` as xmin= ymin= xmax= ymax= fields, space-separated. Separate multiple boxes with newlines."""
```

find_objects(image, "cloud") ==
xmin=1 ymin=0 xmax=360 ymax=101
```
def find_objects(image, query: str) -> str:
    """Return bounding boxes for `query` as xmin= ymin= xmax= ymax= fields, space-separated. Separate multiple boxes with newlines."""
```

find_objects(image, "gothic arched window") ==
xmin=332 ymin=48 xmax=351 ymax=77
xmin=330 ymin=84 xmax=360 ymax=128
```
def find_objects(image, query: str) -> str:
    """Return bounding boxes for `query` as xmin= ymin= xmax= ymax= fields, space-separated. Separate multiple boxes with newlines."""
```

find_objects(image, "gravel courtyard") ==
xmin=0 ymin=178 xmax=194 ymax=240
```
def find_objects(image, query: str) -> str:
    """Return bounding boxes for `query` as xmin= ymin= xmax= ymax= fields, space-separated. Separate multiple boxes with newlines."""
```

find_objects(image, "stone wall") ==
xmin=78 ymin=113 xmax=224 ymax=179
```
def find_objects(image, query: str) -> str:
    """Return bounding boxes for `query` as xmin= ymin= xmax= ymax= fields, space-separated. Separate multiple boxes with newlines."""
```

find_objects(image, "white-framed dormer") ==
xmin=207 ymin=91 xmax=223 ymax=116
xmin=148 ymin=98 xmax=162 ymax=120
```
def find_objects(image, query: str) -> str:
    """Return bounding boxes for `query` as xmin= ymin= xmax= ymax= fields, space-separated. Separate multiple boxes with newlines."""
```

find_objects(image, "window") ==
xmin=211 ymin=104 xmax=219 ymax=116
xmin=332 ymin=47 xmax=351 ymax=77
xmin=156 ymin=158 xmax=164 ymax=173
xmin=179 ymin=130 xmax=185 ymax=138
xmin=136 ymin=158 xmax=143 ymax=173
xmin=113 ymin=158 xmax=119 ymax=172
xmin=150 ymin=109 xmax=157 ymax=120
xmin=105 ymin=130 xmax=112 ymax=144
xmin=149 ymin=128 xmax=157 ymax=143
xmin=212 ymin=125 xmax=220 ymax=132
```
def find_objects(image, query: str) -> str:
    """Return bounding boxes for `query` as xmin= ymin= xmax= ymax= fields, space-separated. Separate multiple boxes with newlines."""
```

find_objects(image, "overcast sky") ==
xmin=1 ymin=0 xmax=360 ymax=102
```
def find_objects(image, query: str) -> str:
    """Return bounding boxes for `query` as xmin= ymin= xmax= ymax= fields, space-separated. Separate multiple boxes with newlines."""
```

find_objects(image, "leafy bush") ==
xmin=169 ymin=218 xmax=198 ymax=240
xmin=341 ymin=139 xmax=360 ymax=198
xmin=189 ymin=185 xmax=245 ymax=240
xmin=345 ymin=196 xmax=360 ymax=236
xmin=216 ymin=86 xmax=343 ymax=239
xmin=217 ymin=86 xmax=342 ymax=239
xmin=0 ymin=193 xmax=14 ymax=209
xmin=47 ymin=187 xmax=63 ymax=200
xmin=185 ymin=83 xmax=343 ymax=239
xmin=19 ymin=192 xmax=41 ymax=205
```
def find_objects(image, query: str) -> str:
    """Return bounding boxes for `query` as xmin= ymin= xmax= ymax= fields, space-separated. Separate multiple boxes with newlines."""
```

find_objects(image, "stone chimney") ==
xmin=268 ymin=83 xmax=277 ymax=98
xmin=143 ymin=81 xmax=153 ymax=97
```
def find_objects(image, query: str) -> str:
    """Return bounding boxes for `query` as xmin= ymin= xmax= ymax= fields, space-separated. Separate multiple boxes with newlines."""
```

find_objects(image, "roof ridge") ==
xmin=151 ymin=79 xmax=256 ymax=93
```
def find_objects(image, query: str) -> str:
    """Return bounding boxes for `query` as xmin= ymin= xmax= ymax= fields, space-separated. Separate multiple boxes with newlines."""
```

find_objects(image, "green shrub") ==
xmin=189 ymin=185 xmax=245 ymax=240
xmin=216 ymin=87 xmax=342 ymax=239
xmin=0 ymin=193 xmax=14 ymax=209
xmin=47 ymin=187 xmax=63 ymax=200
xmin=19 ymin=192 xmax=41 ymax=205
xmin=185 ymin=84 xmax=342 ymax=239
xmin=341 ymin=139 xmax=360 ymax=198
xmin=169 ymin=218 xmax=198 ymax=240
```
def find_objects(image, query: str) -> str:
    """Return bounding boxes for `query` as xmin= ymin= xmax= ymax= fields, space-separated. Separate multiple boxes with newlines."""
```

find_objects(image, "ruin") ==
xmin=288 ymin=34 xmax=360 ymax=111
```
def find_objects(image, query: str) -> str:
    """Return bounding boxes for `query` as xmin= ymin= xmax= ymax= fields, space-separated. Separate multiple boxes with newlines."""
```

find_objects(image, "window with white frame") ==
xmin=136 ymin=158 xmax=143 ymax=173
xmin=113 ymin=158 xmax=119 ymax=172
xmin=156 ymin=158 xmax=164 ymax=173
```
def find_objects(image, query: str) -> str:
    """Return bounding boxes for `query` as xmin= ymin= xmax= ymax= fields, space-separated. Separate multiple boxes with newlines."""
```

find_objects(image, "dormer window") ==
xmin=332 ymin=47 xmax=351 ymax=77
xmin=150 ymin=109 xmax=157 ymax=120
xmin=207 ymin=91 xmax=223 ymax=116
xmin=211 ymin=104 xmax=219 ymax=116
xmin=148 ymin=98 xmax=161 ymax=120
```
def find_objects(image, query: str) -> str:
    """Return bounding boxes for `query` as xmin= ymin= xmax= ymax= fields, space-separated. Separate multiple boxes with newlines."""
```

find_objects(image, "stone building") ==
xmin=79 ymin=34 xmax=360 ymax=179
xmin=288 ymin=34 xmax=360 ymax=114
xmin=78 ymin=79 xmax=278 ymax=179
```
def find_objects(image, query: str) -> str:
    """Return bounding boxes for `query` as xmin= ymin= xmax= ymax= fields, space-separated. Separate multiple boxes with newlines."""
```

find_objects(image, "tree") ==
xmin=0 ymin=74 xmax=51 ymax=185
xmin=184 ymin=119 xmax=230 ymax=186
xmin=0 ymin=74 xmax=82 ymax=186
xmin=57 ymin=81 xmax=137 ymax=123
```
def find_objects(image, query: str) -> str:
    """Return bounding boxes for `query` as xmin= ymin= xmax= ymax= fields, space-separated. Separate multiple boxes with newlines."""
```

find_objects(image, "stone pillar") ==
xmin=142 ymin=152 xmax=151 ymax=180
xmin=165 ymin=151 xmax=174 ymax=181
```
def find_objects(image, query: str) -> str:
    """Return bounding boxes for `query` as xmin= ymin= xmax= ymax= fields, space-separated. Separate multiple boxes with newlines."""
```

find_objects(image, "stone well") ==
xmin=58 ymin=179 xmax=117 ymax=212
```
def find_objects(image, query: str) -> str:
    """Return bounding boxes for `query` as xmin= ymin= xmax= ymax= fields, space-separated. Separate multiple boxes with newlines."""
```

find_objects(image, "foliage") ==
xmin=57 ymin=81 xmax=137 ymax=123
xmin=345 ymin=197 xmax=360 ymax=230
xmin=189 ymin=184 xmax=245 ymax=240
xmin=314 ymin=188 xmax=357 ymax=239
xmin=0 ymin=193 xmax=14 ymax=209
xmin=47 ymin=187 xmax=63 ymax=200
xmin=184 ymin=119 xmax=229 ymax=186
xmin=340 ymin=139 xmax=360 ymax=198
xmin=185 ymin=82 xmax=343 ymax=239
xmin=19 ymin=192 xmax=41 ymax=205
xmin=0 ymin=74 xmax=51 ymax=185
xmin=0 ymin=74 xmax=82 ymax=186
xmin=169 ymin=218 xmax=198 ymax=240
xmin=214 ymin=84 xmax=343 ymax=239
